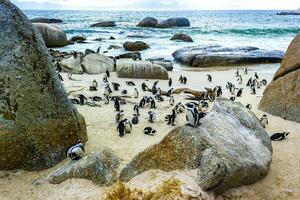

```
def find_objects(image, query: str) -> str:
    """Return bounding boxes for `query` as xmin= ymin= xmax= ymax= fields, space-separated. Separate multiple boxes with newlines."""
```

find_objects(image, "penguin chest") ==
xmin=187 ymin=111 xmax=195 ymax=126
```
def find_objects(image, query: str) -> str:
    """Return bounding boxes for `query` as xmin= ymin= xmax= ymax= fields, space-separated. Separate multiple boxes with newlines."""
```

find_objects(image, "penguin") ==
xmin=230 ymin=84 xmax=236 ymax=95
xmin=179 ymin=75 xmax=183 ymax=83
xmin=236 ymin=88 xmax=243 ymax=97
xmin=169 ymin=96 xmax=175 ymax=107
xmin=115 ymin=111 xmax=124 ymax=123
xmin=150 ymin=98 xmax=156 ymax=109
xmin=121 ymin=90 xmax=128 ymax=95
xmin=133 ymin=104 xmax=140 ymax=115
xmin=104 ymin=94 xmax=109 ymax=104
xmin=255 ymin=72 xmax=259 ymax=80
xmin=139 ymin=97 xmax=146 ymax=108
xmin=103 ymin=75 xmax=108 ymax=83
xmin=230 ymin=97 xmax=236 ymax=101
xmin=237 ymin=75 xmax=243 ymax=84
xmin=90 ymin=96 xmax=102 ymax=102
xmin=168 ymin=78 xmax=172 ymax=87
xmin=250 ymin=86 xmax=256 ymax=95
xmin=198 ymin=112 xmax=207 ymax=120
xmin=246 ymin=104 xmax=252 ymax=110
xmin=185 ymin=103 xmax=199 ymax=127
xmin=175 ymin=103 xmax=185 ymax=114
xmin=90 ymin=86 xmax=97 ymax=91
xmin=141 ymin=82 xmax=148 ymax=91
xmin=261 ymin=79 xmax=267 ymax=86
xmin=246 ymin=78 xmax=252 ymax=86
xmin=182 ymin=77 xmax=187 ymax=84
xmin=78 ymin=94 xmax=87 ymax=106
xmin=131 ymin=114 xmax=139 ymax=125
xmin=152 ymin=81 xmax=159 ymax=95
xmin=207 ymin=74 xmax=212 ymax=82
xmin=56 ymin=61 xmax=62 ymax=72
xmin=112 ymin=82 xmax=120 ymax=91
xmin=148 ymin=111 xmax=156 ymax=123
xmin=215 ymin=86 xmax=222 ymax=97
xmin=126 ymin=81 xmax=136 ymax=86
xmin=166 ymin=109 xmax=177 ymax=125
xmin=270 ymin=132 xmax=290 ymax=141
xmin=133 ymin=88 xmax=139 ymax=98
xmin=235 ymin=69 xmax=240 ymax=77
xmin=70 ymin=98 xmax=80 ymax=104
xmin=200 ymin=100 xmax=209 ymax=108
xmin=117 ymin=120 xmax=126 ymax=137
xmin=106 ymin=69 xmax=110 ymax=78
xmin=123 ymin=119 xmax=132 ymax=133
xmin=114 ymin=97 xmax=120 ymax=111
xmin=66 ymin=142 xmax=85 ymax=161
xmin=92 ymin=80 xmax=98 ymax=88
xmin=260 ymin=114 xmax=268 ymax=128
xmin=144 ymin=127 xmax=156 ymax=136
xmin=57 ymin=73 xmax=64 ymax=81
xmin=244 ymin=67 xmax=248 ymax=75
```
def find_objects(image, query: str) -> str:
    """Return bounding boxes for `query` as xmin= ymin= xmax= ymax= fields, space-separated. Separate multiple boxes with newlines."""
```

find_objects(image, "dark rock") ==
xmin=70 ymin=35 xmax=86 ymax=43
xmin=157 ymin=17 xmax=190 ymax=28
xmin=123 ymin=41 xmax=150 ymax=51
xmin=115 ymin=52 xmax=141 ymax=60
xmin=137 ymin=17 xmax=158 ymax=27
xmin=119 ymin=99 xmax=272 ymax=194
xmin=172 ymin=45 xmax=284 ymax=67
xmin=0 ymin=1 xmax=87 ymax=170
xmin=30 ymin=18 xmax=63 ymax=23
xmin=85 ymin=49 xmax=96 ymax=55
xmin=151 ymin=61 xmax=173 ymax=71
xmin=108 ymin=45 xmax=122 ymax=50
xmin=277 ymin=9 xmax=300 ymax=15
xmin=91 ymin=21 xmax=116 ymax=27
xmin=170 ymin=33 xmax=193 ymax=42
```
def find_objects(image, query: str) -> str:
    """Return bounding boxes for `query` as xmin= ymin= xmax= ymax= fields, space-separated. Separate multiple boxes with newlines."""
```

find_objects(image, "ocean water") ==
xmin=24 ymin=10 xmax=300 ymax=70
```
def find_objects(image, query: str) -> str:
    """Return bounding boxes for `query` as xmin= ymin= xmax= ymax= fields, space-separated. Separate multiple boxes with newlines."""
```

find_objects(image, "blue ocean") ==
xmin=24 ymin=10 xmax=300 ymax=70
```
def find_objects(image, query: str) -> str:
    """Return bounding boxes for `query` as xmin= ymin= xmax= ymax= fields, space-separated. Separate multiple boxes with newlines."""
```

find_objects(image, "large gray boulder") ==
xmin=81 ymin=53 xmax=115 ymax=74
xmin=172 ymin=45 xmax=284 ymax=67
xmin=119 ymin=99 xmax=272 ymax=193
xmin=277 ymin=8 xmax=300 ymax=15
xmin=137 ymin=17 xmax=158 ymax=27
xmin=91 ymin=21 xmax=116 ymax=27
xmin=157 ymin=17 xmax=190 ymax=28
xmin=60 ymin=54 xmax=84 ymax=74
xmin=259 ymin=33 xmax=300 ymax=123
xmin=116 ymin=60 xmax=169 ymax=80
xmin=30 ymin=18 xmax=63 ymax=23
xmin=33 ymin=23 xmax=69 ymax=47
xmin=0 ymin=1 xmax=87 ymax=170
xmin=40 ymin=149 xmax=119 ymax=185
xmin=123 ymin=41 xmax=150 ymax=51
xmin=170 ymin=33 xmax=193 ymax=42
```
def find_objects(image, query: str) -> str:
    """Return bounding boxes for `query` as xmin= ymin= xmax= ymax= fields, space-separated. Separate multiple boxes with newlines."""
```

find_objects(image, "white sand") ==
xmin=1 ymin=67 xmax=299 ymax=200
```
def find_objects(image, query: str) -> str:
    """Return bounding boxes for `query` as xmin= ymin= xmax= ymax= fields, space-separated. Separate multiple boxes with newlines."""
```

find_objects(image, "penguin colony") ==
xmin=60 ymin=66 xmax=289 ymax=160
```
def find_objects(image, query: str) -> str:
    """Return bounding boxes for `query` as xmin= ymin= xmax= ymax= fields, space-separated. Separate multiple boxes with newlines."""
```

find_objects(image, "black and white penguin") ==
xmin=70 ymin=98 xmax=80 ymax=104
xmin=261 ymin=79 xmax=267 ymax=86
xmin=92 ymin=80 xmax=98 ymax=88
xmin=179 ymin=75 xmax=183 ymax=83
xmin=104 ymin=94 xmax=109 ymax=104
xmin=167 ymin=88 xmax=174 ymax=97
xmin=144 ymin=127 xmax=156 ymax=136
xmin=246 ymin=78 xmax=252 ymax=86
xmin=175 ymin=102 xmax=185 ymax=114
xmin=255 ymin=72 xmax=259 ymax=79
xmin=200 ymin=100 xmax=209 ymax=108
xmin=139 ymin=97 xmax=146 ymax=108
xmin=270 ymin=132 xmax=290 ymax=141
xmin=58 ymin=73 xmax=64 ymax=81
xmin=182 ymin=77 xmax=187 ymax=84
xmin=133 ymin=88 xmax=139 ymax=98
xmin=237 ymin=75 xmax=243 ymax=84
xmin=78 ymin=94 xmax=88 ymax=106
xmin=103 ymin=75 xmax=108 ymax=83
xmin=90 ymin=96 xmax=102 ymax=102
xmin=56 ymin=61 xmax=62 ymax=72
xmin=250 ymin=86 xmax=256 ymax=95
xmin=112 ymin=82 xmax=120 ymax=91
xmin=133 ymin=104 xmax=140 ymax=115
xmin=230 ymin=96 xmax=236 ymax=101
xmin=148 ymin=111 xmax=156 ymax=123
xmin=126 ymin=81 xmax=136 ymax=86
xmin=207 ymin=74 xmax=212 ymax=82
xmin=66 ymin=142 xmax=85 ymax=161
xmin=123 ymin=119 xmax=132 ymax=134
xmin=167 ymin=109 xmax=177 ymax=125
xmin=152 ymin=81 xmax=159 ymax=95
xmin=235 ymin=69 xmax=240 ymax=77
xmin=106 ymin=69 xmax=110 ymax=78
xmin=244 ymin=67 xmax=248 ymax=75
xmin=117 ymin=120 xmax=126 ymax=137
xmin=168 ymin=78 xmax=172 ymax=87
xmin=246 ymin=104 xmax=252 ymax=110
xmin=115 ymin=111 xmax=124 ymax=123
xmin=185 ymin=103 xmax=199 ymax=127
xmin=260 ymin=114 xmax=268 ymax=128
xmin=169 ymin=96 xmax=175 ymax=107
xmin=141 ymin=82 xmax=148 ymax=91
xmin=121 ymin=90 xmax=128 ymax=95
xmin=236 ymin=88 xmax=243 ymax=97
xmin=198 ymin=112 xmax=207 ymax=120
xmin=114 ymin=97 xmax=120 ymax=111
xmin=150 ymin=98 xmax=156 ymax=109
xmin=131 ymin=114 xmax=139 ymax=125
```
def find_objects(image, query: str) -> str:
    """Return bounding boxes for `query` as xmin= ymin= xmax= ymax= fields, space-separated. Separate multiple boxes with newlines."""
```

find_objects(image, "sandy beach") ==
xmin=0 ymin=66 xmax=299 ymax=200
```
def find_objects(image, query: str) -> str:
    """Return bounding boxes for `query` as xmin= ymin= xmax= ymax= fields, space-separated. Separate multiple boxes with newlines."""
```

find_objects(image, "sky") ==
xmin=11 ymin=0 xmax=300 ymax=10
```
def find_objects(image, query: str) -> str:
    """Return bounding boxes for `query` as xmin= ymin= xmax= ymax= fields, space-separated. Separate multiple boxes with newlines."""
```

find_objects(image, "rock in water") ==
xmin=172 ymin=45 xmax=284 ymax=67
xmin=30 ymin=18 xmax=63 ymax=23
xmin=123 ymin=41 xmax=150 ymax=51
xmin=81 ymin=53 xmax=115 ymax=74
xmin=157 ymin=17 xmax=190 ymax=28
xmin=116 ymin=60 xmax=169 ymax=80
xmin=259 ymin=33 xmax=300 ymax=123
xmin=40 ymin=149 xmax=119 ymax=185
xmin=33 ymin=23 xmax=69 ymax=47
xmin=170 ymin=33 xmax=193 ymax=42
xmin=137 ymin=17 xmax=158 ymax=27
xmin=0 ymin=1 xmax=87 ymax=170
xmin=91 ymin=21 xmax=116 ymax=27
xmin=119 ymin=99 xmax=272 ymax=193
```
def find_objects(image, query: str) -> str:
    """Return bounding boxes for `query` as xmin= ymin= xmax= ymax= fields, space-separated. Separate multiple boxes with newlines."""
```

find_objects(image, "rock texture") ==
xmin=137 ymin=17 xmax=158 ymax=27
xmin=81 ymin=53 xmax=115 ymax=74
xmin=259 ymin=33 xmax=300 ymax=123
xmin=170 ymin=33 xmax=193 ymax=42
xmin=116 ymin=60 xmax=169 ymax=80
xmin=70 ymin=35 xmax=86 ymax=43
xmin=0 ymin=1 xmax=87 ymax=170
xmin=172 ymin=45 xmax=284 ymax=67
xmin=30 ymin=18 xmax=63 ymax=23
xmin=123 ymin=41 xmax=150 ymax=51
xmin=91 ymin=21 xmax=116 ymax=27
xmin=60 ymin=54 xmax=84 ymax=74
xmin=41 ymin=149 xmax=119 ymax=185
xmin=119 ymin=99 xmax=272 ymax=193
xmin=33 ymin=23 xmax=69 ymax=47
xmin=157 ymin=17 xmax=190 ymax=28
xmin=151 ymin=61 xmax=174 ymax=71
xmin=277 ymin=8 xmax=300 ymax=15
